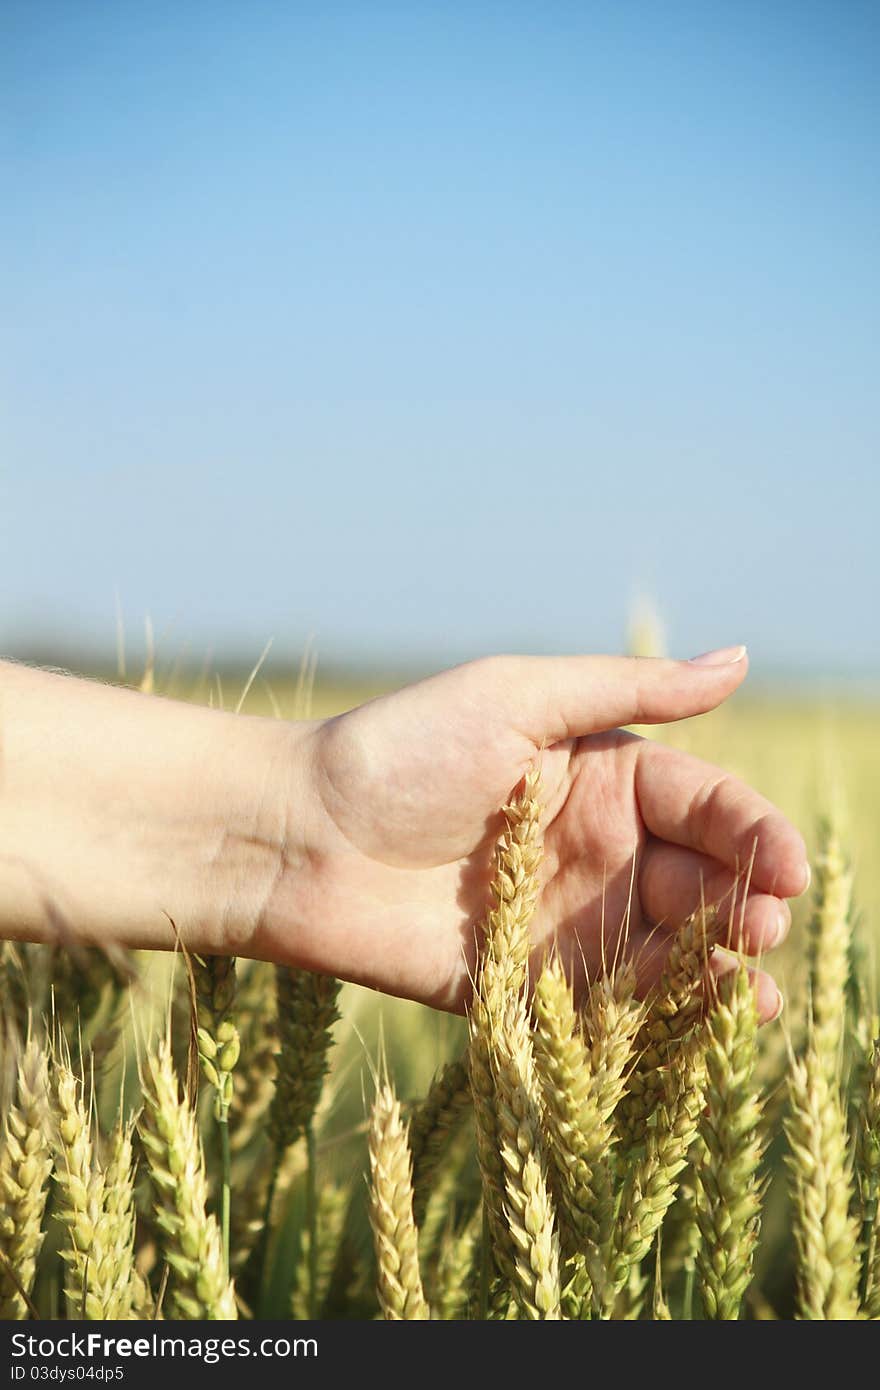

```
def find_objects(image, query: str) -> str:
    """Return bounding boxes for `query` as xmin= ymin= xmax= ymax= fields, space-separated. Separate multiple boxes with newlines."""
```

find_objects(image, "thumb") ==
xmin=490 ymin=646 xmax=748 ymax=742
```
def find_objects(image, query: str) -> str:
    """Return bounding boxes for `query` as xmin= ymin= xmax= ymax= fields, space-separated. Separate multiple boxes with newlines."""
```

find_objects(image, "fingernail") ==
xmin=766 ymin=906 xmax=790 ymax=949
xmin=770 ymin=986 xmax=785 ymax=1021
xmin=688 ymin=644 xmax=747 ymax=666
xmin=802 ymin=861 xmax=812 ymax=894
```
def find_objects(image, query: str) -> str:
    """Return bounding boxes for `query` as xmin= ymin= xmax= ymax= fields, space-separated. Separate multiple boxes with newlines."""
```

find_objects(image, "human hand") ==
xmin=264 ymin=647 xmax=809 ymax=1014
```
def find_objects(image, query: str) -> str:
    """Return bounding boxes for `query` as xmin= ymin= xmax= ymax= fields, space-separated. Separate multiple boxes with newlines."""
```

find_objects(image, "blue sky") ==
xmin=2 ymin=2 xmax=878 ymax=677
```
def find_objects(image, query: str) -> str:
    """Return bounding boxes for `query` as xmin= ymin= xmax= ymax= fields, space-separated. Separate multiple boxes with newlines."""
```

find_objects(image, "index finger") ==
xmin=635 ymin=741 xmax=810 ymax=899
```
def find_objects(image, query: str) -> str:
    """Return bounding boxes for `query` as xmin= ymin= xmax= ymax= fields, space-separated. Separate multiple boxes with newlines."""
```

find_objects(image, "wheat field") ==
xmin=1 ymin=657 xmax=878 ymax=1320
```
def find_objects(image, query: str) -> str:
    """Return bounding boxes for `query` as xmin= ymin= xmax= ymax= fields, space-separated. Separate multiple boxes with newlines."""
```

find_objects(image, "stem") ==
xmin=479 ymin=1205 xmax=490 ymax=1321
xmin=219 ymin=1114 xmax=232 ymax=1275
xmin=252 ymin=1156 xmax=281 ymax=1308
xmin=683 ymin=1263 xmax=695 ymax=1321
xmin=860 ymin=1196 xmax=878 ymax=1308
xmin=305 ymin=1124 xmax=318 ymax=1318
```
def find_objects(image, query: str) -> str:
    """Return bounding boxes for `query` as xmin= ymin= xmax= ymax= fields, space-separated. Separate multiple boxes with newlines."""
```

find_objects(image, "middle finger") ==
xmin=635 ymin=740 xmax=809 ymax=899
xmin=638 ymin=837 xmax=792 ymax=955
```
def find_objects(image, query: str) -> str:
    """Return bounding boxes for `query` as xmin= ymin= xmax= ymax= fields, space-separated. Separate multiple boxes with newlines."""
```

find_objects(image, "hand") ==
xmin=264 ymin=648 xmax=809 ymax=1015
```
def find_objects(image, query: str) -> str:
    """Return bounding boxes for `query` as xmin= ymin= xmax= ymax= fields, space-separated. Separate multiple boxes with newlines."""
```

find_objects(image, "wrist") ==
xmin=0 ymin=660 xmax=319 ymax=962
xmin=195 ymin=709 xmax=322 ymax=959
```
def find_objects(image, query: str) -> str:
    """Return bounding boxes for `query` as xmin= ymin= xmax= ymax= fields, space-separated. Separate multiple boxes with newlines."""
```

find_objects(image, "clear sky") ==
xmin=2 ymin=2 xmax=878 ymax=677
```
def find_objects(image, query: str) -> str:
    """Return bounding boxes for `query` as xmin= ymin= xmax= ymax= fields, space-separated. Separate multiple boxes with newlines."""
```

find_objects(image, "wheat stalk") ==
xmin=856 ymin=1039 xmax=880 ymax=1314
xmin=231 ymin=1141 xmax=305 ymax=1284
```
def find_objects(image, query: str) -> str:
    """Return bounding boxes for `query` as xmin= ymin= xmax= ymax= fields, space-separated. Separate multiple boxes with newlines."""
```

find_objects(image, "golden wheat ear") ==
xmin=138 ymin=1039 xmax=237 ymax=1319
xmin=808 ymin=816 xmax=853 ymax=1081
xmin=607 ymin=1028 xmax=707 ymax=1318
xmin=492 ymin=993 xmax=561 ymax=1320
xmin=620 ymin=904 xmax=723 ymax=1148
xmin=368 ymin=1078 xmax=431 ymax=1320
xmin=52 ymin=1050 xmax=109 ymax=1319
xmin=532 ymin=952 xmax=613 ymax=1317
xmin=468 ymin=766 xmax=544 ymax=1284
xmin=695 ymin=963 xmax=764 ymax=1320
xmin=581 ymin=961 xmax=645 ymax=1129
xmin=785 ymin=1030 xmax=861 ymax=1320
xmin=0 ymin=1037 xmax=52 ymax=1319
xmin=99 ymin=1115 xmax=148 ymax=1318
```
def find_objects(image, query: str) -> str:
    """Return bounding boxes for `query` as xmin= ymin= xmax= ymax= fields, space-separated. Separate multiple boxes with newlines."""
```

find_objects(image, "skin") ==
xmin=0 ymin=648 xmax=809 ymax=1019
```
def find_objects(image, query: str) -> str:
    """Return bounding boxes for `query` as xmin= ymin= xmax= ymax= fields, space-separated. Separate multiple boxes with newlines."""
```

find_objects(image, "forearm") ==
xmin=0 ymin=660 xmax=312 ymax=960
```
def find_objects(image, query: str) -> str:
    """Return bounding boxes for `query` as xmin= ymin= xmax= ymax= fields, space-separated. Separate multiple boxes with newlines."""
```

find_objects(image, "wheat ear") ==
xmin=696 ymin=964 xmax=764 ymax=1319
xmin=139 ymin=1039 xmax=237 ymax=1319
xmin=620 ymin=905 xmax=722 ymax=1147
xmin=291 ymin=1183 xmax=349 ymax=1319
xmin=0 ymin=944 xmax=29 ymax=1074
xmin=99 ymin=1116 xmax=146 ymax=1318
xmin=270 ymin=968 xmax=341 ymax=1154
xmin=437 ymin=1205 xmax=482 ymax=1320
xmin=408 ymin=1054 xmax=471 ymax=1225
xmin=493 ymin=994 xmax=561 ymax=1319
xmin=52 ymin=1059 xmax=108 ymax=1318
xmin=417 ymin=1126 xmax=475 ymax=1273
xmin=193 ymin=953 xmax=240 ymax=1121
xmin=808 ymin=819 xmax=852 ymax=1080
xmin=468 ymin=769 xmax=543 ymax=1275
xmin=368 ymin=1081 xmax=430 ymax=1320
xmin=243 ymin=966 xmax=343 ymax=1296
xmin=786 ymin=1036 xmax=861 ymax=1319
xmin=0 ymin=1038 xmax=52 ymax=1318
xmin=193 ymin=951 xmax=240 ymax=1270
xmin=229 ymin=960 xmax=278 ymax=1157
xmin=532 ymin=953 xmax=613 ymax=1311
xmin=581 ymin=961 xmax=645 ymax=1126
xmin=607 ymin=1031 xmax=706 ymax=1314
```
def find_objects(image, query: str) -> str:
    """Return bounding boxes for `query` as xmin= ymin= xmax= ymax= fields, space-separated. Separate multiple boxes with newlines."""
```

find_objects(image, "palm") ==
xmin=302 ymin=655 xmax=806 ymax=1014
